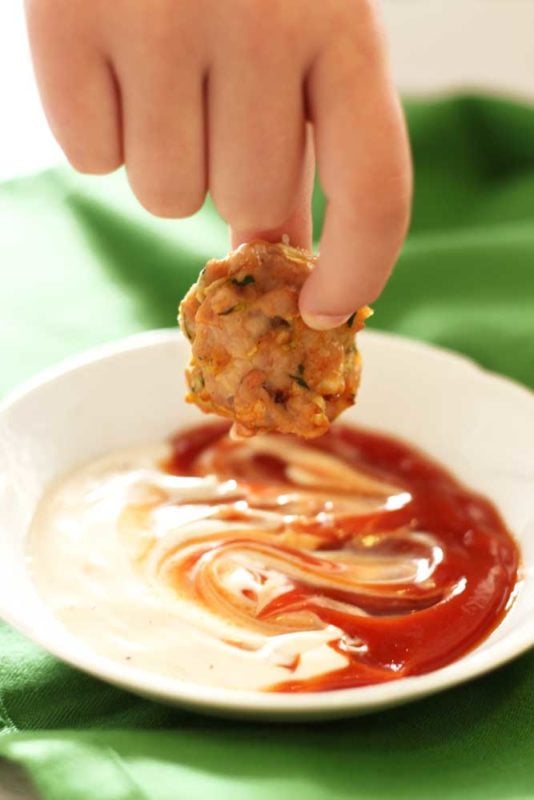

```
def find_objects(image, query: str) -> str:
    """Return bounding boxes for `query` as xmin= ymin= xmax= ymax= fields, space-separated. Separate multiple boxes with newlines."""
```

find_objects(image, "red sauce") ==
xmin=165 ymin=422 xmax=520 ymax=693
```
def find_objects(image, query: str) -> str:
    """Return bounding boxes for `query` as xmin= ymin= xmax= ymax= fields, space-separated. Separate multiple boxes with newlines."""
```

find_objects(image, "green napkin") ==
xmin=0 ymin=95 xmax=533 ymax=800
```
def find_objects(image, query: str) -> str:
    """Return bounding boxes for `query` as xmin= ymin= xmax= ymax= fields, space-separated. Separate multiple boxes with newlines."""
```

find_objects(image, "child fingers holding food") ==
xmin=25 ymin=0 xmax=412 ymax=330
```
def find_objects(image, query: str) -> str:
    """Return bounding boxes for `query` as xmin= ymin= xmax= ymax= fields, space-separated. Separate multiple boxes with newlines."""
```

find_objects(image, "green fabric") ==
xmin=0 ymin=94 xmax=533 ymax=800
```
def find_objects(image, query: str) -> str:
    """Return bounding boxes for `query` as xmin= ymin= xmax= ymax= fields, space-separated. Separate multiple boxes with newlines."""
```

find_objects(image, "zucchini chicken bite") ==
xmin=179 ymin=241 xmax=370 ymax=438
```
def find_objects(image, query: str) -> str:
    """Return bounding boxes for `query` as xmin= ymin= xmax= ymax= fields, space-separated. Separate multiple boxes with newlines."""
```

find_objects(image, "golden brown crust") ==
xmin=179 ymin=241 xmax=370 ymax=438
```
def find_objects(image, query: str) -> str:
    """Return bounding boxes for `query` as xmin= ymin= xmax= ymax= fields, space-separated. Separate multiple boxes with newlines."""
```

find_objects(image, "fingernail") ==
xmin=301 ymin=312 xmax=352 ymax=331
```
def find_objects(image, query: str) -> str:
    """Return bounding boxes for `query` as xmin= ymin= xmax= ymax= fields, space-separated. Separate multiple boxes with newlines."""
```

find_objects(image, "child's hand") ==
xmin=25 ymin=0 xmax=412 ymax=328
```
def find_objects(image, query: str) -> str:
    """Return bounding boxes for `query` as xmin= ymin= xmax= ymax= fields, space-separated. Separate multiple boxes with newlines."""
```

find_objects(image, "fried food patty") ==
xmin=179 ymin=241 xmax=370 ymax=438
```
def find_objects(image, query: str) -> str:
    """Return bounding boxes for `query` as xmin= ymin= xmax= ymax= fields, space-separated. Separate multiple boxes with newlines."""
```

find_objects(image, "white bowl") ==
xmin=0 ymin=329 xmax=533 ymax=720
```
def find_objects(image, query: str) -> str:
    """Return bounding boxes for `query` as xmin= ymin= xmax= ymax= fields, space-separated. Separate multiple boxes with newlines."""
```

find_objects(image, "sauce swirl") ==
xmin=159 ymin=421 xmax=519 ymax=692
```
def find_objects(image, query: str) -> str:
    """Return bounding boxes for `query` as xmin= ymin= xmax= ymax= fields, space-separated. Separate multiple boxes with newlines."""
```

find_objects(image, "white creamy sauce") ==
xmin=28 ymin=445 xmax=347 ymax=690
xmin=28 ymin=433 xmax=438 ymax=691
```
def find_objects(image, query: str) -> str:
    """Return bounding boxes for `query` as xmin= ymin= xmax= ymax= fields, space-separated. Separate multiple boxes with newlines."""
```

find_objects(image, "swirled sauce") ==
xmin=29 ymin=422 xmax=519 ymax=692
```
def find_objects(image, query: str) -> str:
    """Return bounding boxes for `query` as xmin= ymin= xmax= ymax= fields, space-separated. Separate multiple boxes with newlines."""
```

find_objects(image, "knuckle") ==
xmin=327 ymin=0 xmax=377 ymax=34
xmin=229 ymin=0 xmax=294 ymax=57
xmin=236 ymin=0 xmax=284 ymax=28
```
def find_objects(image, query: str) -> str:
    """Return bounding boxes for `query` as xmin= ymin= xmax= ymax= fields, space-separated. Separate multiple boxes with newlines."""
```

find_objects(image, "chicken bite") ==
xmin=179 ymin=241 xmax=370 ymax=438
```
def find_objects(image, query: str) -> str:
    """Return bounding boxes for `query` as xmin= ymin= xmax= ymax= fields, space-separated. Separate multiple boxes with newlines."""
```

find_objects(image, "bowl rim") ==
xmin=1 ymin=328 xmax=533 ymax=718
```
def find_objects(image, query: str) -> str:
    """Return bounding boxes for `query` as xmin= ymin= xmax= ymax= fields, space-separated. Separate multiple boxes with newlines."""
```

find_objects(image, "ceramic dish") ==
xmin=0 ymin=329 xmax=532 ymax=720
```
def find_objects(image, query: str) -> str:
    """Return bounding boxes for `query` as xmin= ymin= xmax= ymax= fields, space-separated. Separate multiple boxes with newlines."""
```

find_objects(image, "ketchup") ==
xmin=165 ymin=422 xmax=520 ymax=693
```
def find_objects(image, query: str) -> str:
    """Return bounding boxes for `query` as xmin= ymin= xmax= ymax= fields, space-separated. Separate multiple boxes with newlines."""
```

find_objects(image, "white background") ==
xmin=1 ymin=0 xmax=534 ymax=181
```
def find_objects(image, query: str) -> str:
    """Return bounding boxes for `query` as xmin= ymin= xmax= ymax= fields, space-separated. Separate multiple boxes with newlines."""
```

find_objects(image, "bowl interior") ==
xmin=0 ymin=329 xmax=533 ymax=719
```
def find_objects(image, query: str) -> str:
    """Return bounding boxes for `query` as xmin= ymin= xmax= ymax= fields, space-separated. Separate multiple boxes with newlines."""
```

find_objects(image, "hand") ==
xmin=25 ymin=0 xmax=412 ymax=327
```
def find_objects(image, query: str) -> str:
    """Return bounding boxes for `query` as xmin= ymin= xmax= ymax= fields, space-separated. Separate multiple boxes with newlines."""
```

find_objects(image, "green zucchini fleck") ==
xmin=218 ymin=302 xmax=247 ymax=316
xmin=231 ymin=274 xmax=255 ymax=287
xmin=289 ymin=372 xmax=310 ymax=390
xmin=289 ymin=362 xmax=309 ymax=388
xmin=179 ymin=308 xmax=193 ymax=341
xmin=191 ymin=372 xmax=205 ymax=393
